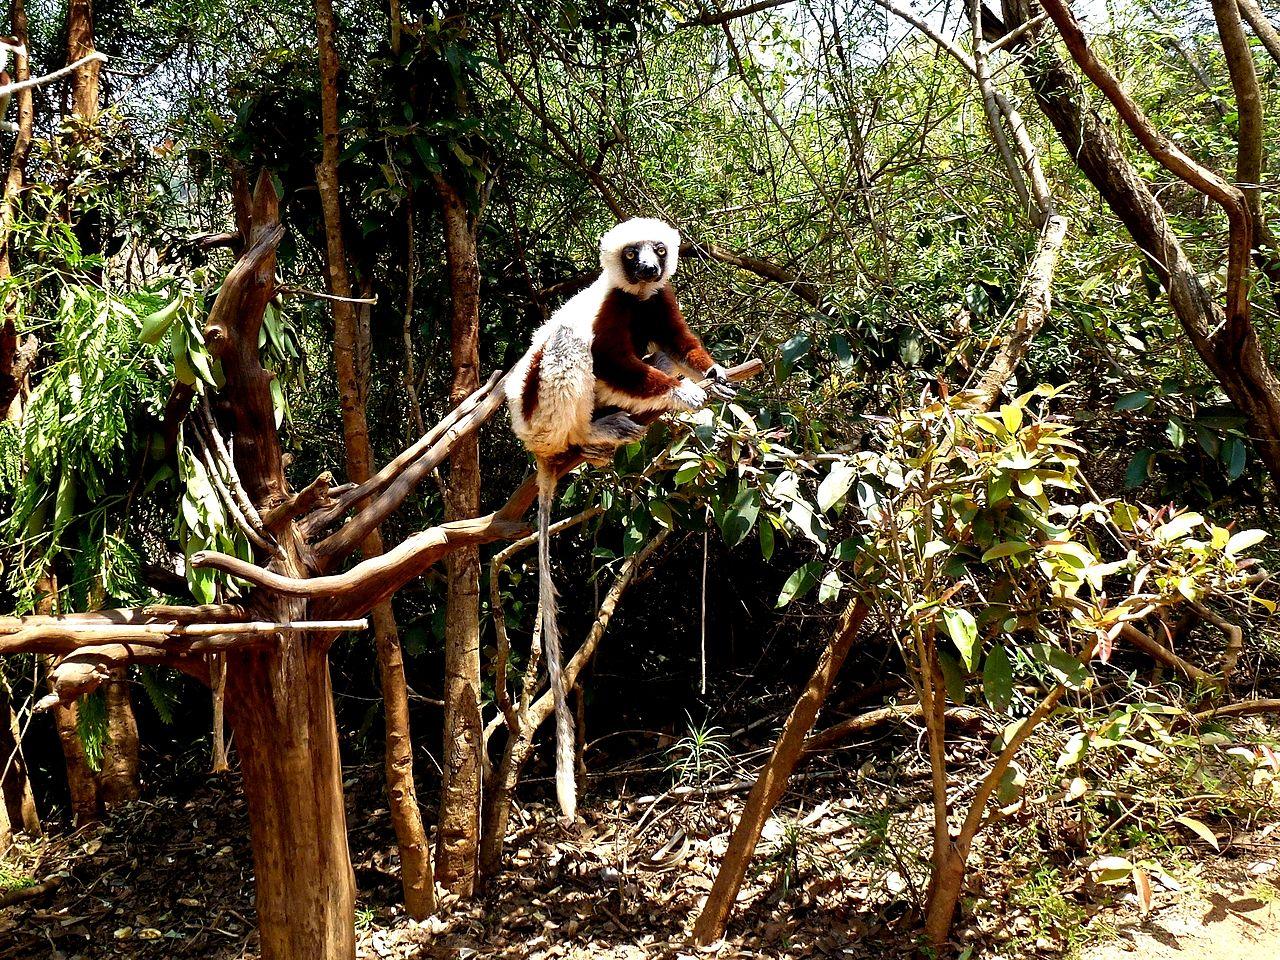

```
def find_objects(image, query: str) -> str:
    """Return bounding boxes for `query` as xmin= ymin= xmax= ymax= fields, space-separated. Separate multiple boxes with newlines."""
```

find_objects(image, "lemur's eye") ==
xmin=624 ymin=248 xmax=637 ymax=260
xmin=655 ymin=245 xmax=666 ymax=257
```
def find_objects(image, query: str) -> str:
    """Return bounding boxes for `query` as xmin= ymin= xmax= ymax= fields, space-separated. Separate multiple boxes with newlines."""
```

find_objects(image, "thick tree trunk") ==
xmin=204 ymin=171 xmax=356 ymax=960
xmin=692 ymin=600 xmax=868 ymax=945
xmin=37 ymin=575 xmax=99 ymax=824
xmin=312 ymin=0 xmax=436 ymax=916
xmin=66 ymin=0 xmax=101 ymax=119
xmin=97 ymin=672 xmax=139 ymax=807
xmin=434 ymin=174 xmax=484 ymax=895
xmin=46 ymin=682 xmax=98 ymax=824
xmin=227 ymin=639 xmax=355 ymax=960
xmin=0 ymin=673 xmax=39 ymax=842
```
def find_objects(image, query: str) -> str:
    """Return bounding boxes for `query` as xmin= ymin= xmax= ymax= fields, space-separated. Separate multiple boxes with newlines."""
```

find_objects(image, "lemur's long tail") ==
xmin=537 ymin=460 xmax=577 ymax=821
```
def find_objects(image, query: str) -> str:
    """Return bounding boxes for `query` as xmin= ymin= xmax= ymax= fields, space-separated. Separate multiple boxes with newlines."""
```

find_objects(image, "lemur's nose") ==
xmin=637 ymin=262 xmax=660 ymax=279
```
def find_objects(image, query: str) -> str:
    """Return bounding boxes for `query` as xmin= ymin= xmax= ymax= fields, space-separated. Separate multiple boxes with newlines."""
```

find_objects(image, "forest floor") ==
xmin=2 ymin=747 xmax=1278 ymax=959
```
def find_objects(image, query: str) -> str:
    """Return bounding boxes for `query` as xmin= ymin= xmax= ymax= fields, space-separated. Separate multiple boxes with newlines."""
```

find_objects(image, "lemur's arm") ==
xmin=593 ymin=330 xmax=682 ymax=404
xmin=648 ymin=286 xmax=715 ymax=378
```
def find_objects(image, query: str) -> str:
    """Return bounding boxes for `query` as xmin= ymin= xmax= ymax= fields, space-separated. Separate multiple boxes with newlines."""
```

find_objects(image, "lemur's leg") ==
xmin=580 ymin=410 xmax=647 ymax=466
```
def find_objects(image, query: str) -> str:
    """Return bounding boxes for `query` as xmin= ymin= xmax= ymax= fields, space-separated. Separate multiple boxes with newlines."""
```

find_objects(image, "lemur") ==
xmin=506 ymin=217 xmax=734 ymax=820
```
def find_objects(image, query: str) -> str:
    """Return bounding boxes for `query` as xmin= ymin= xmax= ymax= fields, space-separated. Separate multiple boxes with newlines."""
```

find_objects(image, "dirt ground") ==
xmin=1081 ymin=867 xmax=1280 ymax=960
xmin=4 ymin=755 xmax=1280 ymax=959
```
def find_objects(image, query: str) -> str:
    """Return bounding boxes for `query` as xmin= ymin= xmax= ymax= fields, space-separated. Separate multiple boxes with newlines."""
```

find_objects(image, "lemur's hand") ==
xmin=704 ymin=364 xmax=737 ymax=401
xmin=672 ymin=378 xmax=708 ymax=411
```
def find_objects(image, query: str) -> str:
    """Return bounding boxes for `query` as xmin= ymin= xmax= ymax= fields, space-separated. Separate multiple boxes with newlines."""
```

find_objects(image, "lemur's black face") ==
xmin=620 ymin=240 xmax=668 ymax=284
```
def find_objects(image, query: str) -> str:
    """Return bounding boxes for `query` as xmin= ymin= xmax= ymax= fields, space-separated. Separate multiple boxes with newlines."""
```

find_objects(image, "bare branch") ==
xmin=0 ymin=603 xmax=247 ymax=634
xmin=0 ymin=619 xmax=367 ymax=656
xmin=263 ymin=471 xmax=335 ymax=531
xmin=278 ymin=284 xmax=377 ymax=305
xmin=314 ymin=371 xmax=509 ymax=560
xmin=970 ymin=214 xmax=1070 ymax=407
xmin=304 ymin=371 xmax=503 ymax=538
xmin=1211 ymin=0 xmax=1264 ymax=229
xmin=1237 ymin=0 xmax=1280 ymax=67
xmin=680 ymin=0 xmax=792 ymax=27
xmin=1118 ymin=622 xmax=1217 ymax=686
xmin=0 ymin=51 xmax=105 ymax=100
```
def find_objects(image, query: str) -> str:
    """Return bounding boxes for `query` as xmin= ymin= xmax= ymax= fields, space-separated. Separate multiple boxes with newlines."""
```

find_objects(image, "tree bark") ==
xmin=65 ymin=0 xmax=101 ymax=119
xmin=97 ymin=673 xmax=139 ymax=807
xmin=313 ymin=0 xmax=435 ymax=918
xmin=209 ymin=654 xmax=229 ymax=772
xmin=1238 ymin=0 xmax=1280 ymax=67
xmin=0 ymin=672 xmax=39 ymax=843
xmin=44 ymin=667 xmax=99 ymax=825
xmin=227 ymin=639 xmax=354 ymax=960
xmin=692 ymin=600 xmax=868 ymax=945
xmin=204 ymin=170 xmax=356 ymax=960
xmin=434 ymin=173 xmax=484 ymax=895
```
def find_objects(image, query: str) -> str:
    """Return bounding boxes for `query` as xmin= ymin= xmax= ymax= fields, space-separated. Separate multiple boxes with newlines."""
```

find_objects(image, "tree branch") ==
xmin=304 ymin=371 xmax=503 ymax=541
xmin=1038 ymin=0 xmax=1253 ymax=329
xmin=971 ymin=214 xmax=1070 ymax=407
xmin=1237 ymin=0 xmax=1280 ymax=67
xmin=196 ymin=360 xmax=763 ymax=618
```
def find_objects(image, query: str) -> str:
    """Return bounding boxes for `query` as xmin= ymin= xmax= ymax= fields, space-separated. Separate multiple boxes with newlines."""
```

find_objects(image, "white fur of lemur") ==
xmin=505 ymin=217 xmax=734 ymax=820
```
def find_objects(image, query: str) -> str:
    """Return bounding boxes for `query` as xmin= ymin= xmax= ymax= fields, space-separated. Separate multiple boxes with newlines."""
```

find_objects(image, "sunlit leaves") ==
xmin=776 ymin=561 xmax=822 ymax=607
xmin=941 ymin=607 xmax=979 ymax=670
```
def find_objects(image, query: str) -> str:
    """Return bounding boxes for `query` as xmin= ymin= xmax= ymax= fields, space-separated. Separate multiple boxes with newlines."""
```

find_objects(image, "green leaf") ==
xmin=982 ymin=541 xmax=1032 ymax=562
xmin=623 ymin=511 xmax=650 ymax=557
xmin=817 ymin=461 xmax=856 ymax=512
xmin=834 ymin=537 xmax=862 ymax=561
xmin=674 ymin=462 xmax=702 ymax=485
xmin=1157 ymin=511 xmax=1203 ymax=542
xmin=1165 ymin=419 xmax=1185 ymax=448
xmin=941 ymin=607 xmax=979 ymax=671
xmin=1028 ymin=643 xmax=1089 ymax=689
xmin=720 ymin=486 xmax=760 ymax=548
xmin=817 ymin=567 xmax=843 ymax=604
xmin=1090 ymin=856 xmax=1134 ymax=884
xmin=1115 ymin=391 xmax=1151 ymax=411
xmin=777 ymin=332 xmax=810 ymax=379
xmin=1056 ymin=731 xmax=1087 ymax=768
xmin=1124 ymin=449 xmax=1153 ymax=489
xmin=996 ymin=762 xmax=1026 ymax=805
xmin=139 ymin=295 xmax=182 ymax=345
xmin=982 ymin=646 xmax=1013 ymax=713
xmin=649 ymin=500 xmax=673 ymax=529
xmin=938 ymin=649 xmax=967 ymax=704
xmin=1225 ymin=529 xmax=1266 ymax=556
xmin=1224 ymin=437 xmax=1247 ymax=480
xmin=777 ymin=561 xmax=821 ymax=607
xmin=759 ymin=519 xmax=775 ymax=561
xmin=1000 ymin=403 xmax=1023 ymax=433
xmin=54 ymin=467 xmax=77 ymax=534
